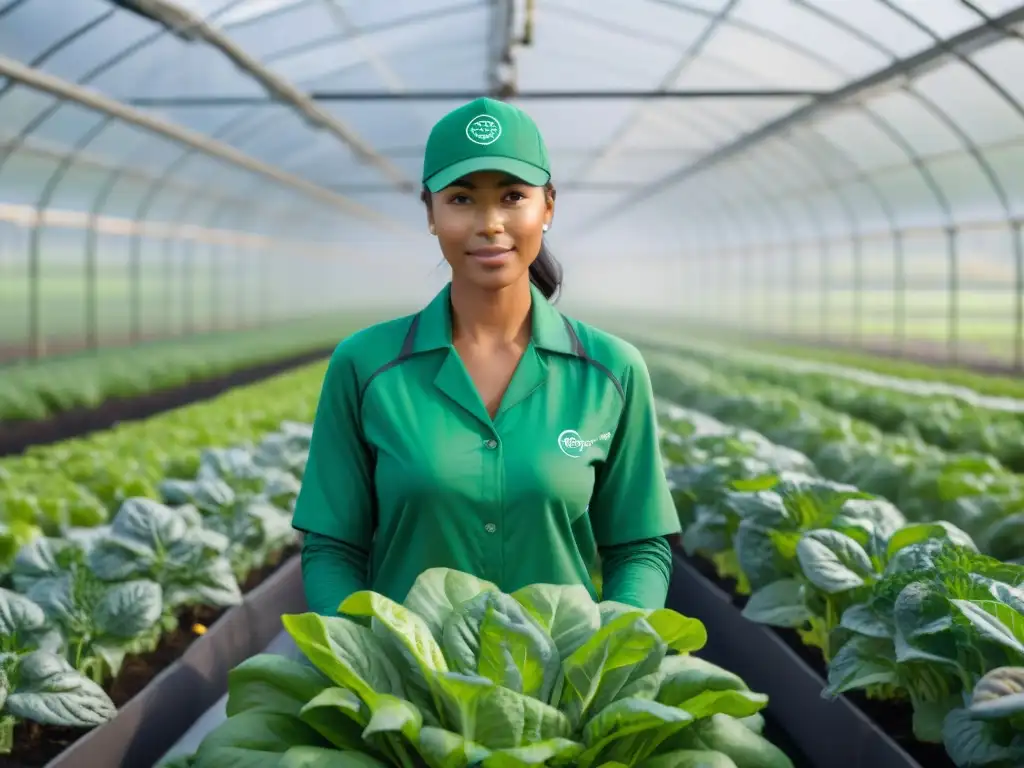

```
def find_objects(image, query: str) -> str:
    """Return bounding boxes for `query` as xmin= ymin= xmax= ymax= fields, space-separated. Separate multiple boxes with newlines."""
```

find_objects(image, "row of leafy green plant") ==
xmin=645 ymin=352 xmax=1024 ymax=565
xmin=662 ymin=343 xmax=1024 ymax=473
xmin=0 ymin=311 xmax=375 ymax=423
xmin=165 ymin=566 xmax=796 ymax=768
xmin=656 ymin=398 xmax=1024 ymax=767
xmin=0 ymin=361 xmax=332 ymax=758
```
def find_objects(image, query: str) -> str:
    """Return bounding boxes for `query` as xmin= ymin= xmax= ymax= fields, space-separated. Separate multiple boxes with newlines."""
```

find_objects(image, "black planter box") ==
xmin=666 ymin=552 xmax=923 ymax=768
xmin=45 ymin=555 xmax=306 ymax=768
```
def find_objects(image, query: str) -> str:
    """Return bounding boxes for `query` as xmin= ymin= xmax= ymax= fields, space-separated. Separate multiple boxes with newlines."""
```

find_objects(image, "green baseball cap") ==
xmin=421 ymin=97 xmax=551 ymax=193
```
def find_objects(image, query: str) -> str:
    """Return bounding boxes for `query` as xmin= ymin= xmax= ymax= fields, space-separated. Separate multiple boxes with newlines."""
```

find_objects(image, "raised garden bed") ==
xmin=667 ymin=549 xmax=949 ymax=768
xmin=13 ymin=548 xmax=306 ymax=768
xmin=0 ymin=345 xmax=334 ymax=458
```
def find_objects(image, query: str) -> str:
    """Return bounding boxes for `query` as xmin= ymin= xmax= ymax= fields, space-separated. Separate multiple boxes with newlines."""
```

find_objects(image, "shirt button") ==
xmin=484 ymin=439 xmax=498 ymax=450
xmin=484 ymin=522 xmax=497 ymax=534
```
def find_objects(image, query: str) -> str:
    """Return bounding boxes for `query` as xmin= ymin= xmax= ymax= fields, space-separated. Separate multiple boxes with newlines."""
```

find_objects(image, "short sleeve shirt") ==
xmin=292 ymin=281 xmax=680 ymax=604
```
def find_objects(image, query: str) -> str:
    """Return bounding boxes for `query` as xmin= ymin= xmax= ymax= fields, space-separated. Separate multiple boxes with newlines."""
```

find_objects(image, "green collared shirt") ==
xmin=292 ymin=282 xmax=680 ymax=611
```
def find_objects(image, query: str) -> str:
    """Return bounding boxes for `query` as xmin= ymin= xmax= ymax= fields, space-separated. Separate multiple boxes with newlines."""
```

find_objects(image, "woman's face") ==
xmin=428 ymin=170 xmax=554 ymax=293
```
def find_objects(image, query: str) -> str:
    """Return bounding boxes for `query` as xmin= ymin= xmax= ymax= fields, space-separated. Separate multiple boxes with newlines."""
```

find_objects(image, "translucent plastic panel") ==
xmin=21 ymin=102 xmax=110 ymax=150
xmin=541 ymin=0 xmax=709 ymax=50
xmin=887 ymin=0 xmax=982 ymax=38
xmin=869 ymin=164 xmax=950 ymax=228
xmin=92 ymin=35 xmax=262 ymax=101
xmin=306 ymin=155 xmax=423 ymax=188
xmin=801 ymin=1 xmax=933 ymax=57
xmin=867 ymin=90 xmax=963 ymax=157
xmin=342 ymin=0 xmax=482 ymax=29
xmin=0 ymin=0 xmax=111 ymax=63
xmin=812 ymin=107 xmax=917 ymax=173
xmin=517 ymin=47 xmax=657 ymax=91
xmin=215 ymin=0 xmax=308 ymax=27
xmin=43 ymin=162 xmax=117 ymax=211
xmin=926 ymin=153 xmax=1008 ymax=222
xmin=672 ymin=55 xmax=775 ymax=90
xmin=959 ymin=225 xmax=1016 ymax=285
xmin=730 ymin=0 xmax=890 ymax=78
xmin=0 ymin=87 xmax=61 ymax=139
xmin=983 ymin=141 xmax=1024 ymax=218
xmin=0 ymin=149 xmax=61 ymax=204
xmin=269 ymin=4 xmax=487 ymax=82
xmin=966 ymin=0 xmax=1024 ymax=17
xmin=518 ymin=99 xmax=651 ymax=153
xmin=222 ymin=2 xmax=340 ymax=55
xmin=697 ymin=23 xmax=846 ymax=90
xmin=579 ymin=150 xmax=703 ymax=186
xmin=318 ymin=102 xmax=461 ymax=157
xmin=622 ymin=97 xmax=808 ymax=161
xmin=40 ymin=12 xmax=160 ymax=85
xmin=968 ymin=37 xmax=1024 ymax=112
xmin=301 ymin=59 xmax=387 ymax=91
xmin=913 ymin=60 xmax=1024 ymax=147
xmin=901 ymin=231 xmax=949 ymax=285
xmin=79 ymin=121 xmax=187 ymax=174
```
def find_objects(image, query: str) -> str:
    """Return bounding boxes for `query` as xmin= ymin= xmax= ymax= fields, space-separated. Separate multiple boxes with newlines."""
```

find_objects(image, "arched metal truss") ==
xmin=3 ymin=0 xmax=1024 ymax=370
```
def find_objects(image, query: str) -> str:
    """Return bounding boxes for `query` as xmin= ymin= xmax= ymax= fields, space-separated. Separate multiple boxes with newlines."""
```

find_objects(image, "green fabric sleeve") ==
xmin=300 ymin=532 xmax=370 ymax=616
xmin=588 ymin=348 xmax=682 ymax=548
xmin=292 ymin=343 xmax=376 ymax=549
xmin=598 ymin=535 xmax=673 ymax=609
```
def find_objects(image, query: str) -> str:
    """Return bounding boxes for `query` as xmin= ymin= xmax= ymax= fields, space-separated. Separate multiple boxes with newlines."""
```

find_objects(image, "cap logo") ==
xmin=466 ymin=114 xmax=502 ymax=145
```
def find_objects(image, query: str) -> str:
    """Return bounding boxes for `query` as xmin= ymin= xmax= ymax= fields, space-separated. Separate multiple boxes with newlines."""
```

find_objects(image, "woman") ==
xmin=292 ymin=97 xmax=681 ymax=616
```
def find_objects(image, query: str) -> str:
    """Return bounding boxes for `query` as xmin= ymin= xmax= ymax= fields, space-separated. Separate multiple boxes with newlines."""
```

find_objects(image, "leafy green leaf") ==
xmin=434 ymin=672 xmax=572 ymax=750
xmin=741 ymin=580 xmax=812 ymax=627
xmin=226 ymin=655 xmax=331 ymax=718
xmin=825 ymin=637 xmax=898 ymax=696
xmin=578 ymin=698 xmax=693 ymax=768
xmin=796 ymin=530 xmax=874 ymax=595
xmin=951 ymin=600 xmax=1024 ymax=657
xmin=887 ymin=522 xmax=977 ymax=561
xmin=511 ymin=583 xmax=601 ymax=661
xmin=190 ymin=710 xmax=331 ymax=768
xmin=5 ymin=651 xmax=116 ymax=727
xmin=404 ymin=568 xmax=498 ymax=642
xmin=281 ymin=613 xmax=405 ymax=703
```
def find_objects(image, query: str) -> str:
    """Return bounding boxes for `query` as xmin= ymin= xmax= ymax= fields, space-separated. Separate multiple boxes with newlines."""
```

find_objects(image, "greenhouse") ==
xmin=3 ymin=2 xmax=1024 ymax=767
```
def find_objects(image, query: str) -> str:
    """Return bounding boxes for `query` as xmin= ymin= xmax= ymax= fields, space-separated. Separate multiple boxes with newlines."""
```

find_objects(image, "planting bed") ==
xmin=672 ymin=551 xmax=939 ymax=768
xmin=0 ymin=344 xmax=334 ymax=458
xmin=0 ymin=358 xmax=332 ymax=766
xmin=9 ymin=545 xmax=299 ymax=768
xmin=651 ymin=389 xmax=1024 ymax=768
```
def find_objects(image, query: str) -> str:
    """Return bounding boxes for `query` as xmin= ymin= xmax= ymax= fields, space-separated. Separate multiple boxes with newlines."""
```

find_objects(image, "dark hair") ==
xmin=421 ymin=182 xmax=563 ymax=301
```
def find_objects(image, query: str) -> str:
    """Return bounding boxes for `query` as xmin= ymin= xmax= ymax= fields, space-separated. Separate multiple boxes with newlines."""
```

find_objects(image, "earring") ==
xmin=542 ymin=224 xmax=550 ymax=232
xmin=429 ymin=225 xmax=436 ymax=235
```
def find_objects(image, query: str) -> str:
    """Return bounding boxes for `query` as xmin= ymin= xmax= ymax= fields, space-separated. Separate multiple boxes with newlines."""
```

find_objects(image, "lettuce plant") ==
xmin=942 ymin=666 xmax=1024 ymax=766
xmin=0 ymin=588 xmax=116 ymax=754
xmin=188 ymin=568 xmax=793 ymax=768
xmin=87 ymin=498 xmax=242 ymax=612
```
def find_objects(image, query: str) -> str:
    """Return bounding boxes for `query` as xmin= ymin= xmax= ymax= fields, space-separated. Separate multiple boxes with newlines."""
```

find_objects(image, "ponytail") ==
xmin=529 ymin=240 xmax=562 ymax=301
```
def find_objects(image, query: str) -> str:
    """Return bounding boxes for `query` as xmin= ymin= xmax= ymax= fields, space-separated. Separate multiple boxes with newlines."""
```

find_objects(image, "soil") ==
xmin=0 ymin=345 xmax=335 ymax=458
xmin=5 ymin=545 xmax=300 ymax=768
xmin=684 ymin=553 xmax=956 ymax=768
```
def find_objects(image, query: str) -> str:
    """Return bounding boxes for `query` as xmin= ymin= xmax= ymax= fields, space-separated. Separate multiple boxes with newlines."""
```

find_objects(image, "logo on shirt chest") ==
xmin=557 ymin=429 xmax=612 ymax=458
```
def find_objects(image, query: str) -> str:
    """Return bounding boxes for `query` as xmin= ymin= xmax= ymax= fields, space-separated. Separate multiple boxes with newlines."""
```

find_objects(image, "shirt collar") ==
xmin=412 ymin=281 xmax=576 ymax=356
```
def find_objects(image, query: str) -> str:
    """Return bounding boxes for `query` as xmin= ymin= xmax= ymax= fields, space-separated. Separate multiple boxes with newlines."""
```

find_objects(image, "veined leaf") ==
xmin=281 ymin=613 xmax=405 ymax=703
xmin=742 ymin=580 xmax=812 ymax=628
xmin=950 ymin=600 xmax=1024 ymax=657
xmin=404 ymin=568 xmax=498 ymax=642
xmin=226 ymin=654 xmax=332 ymax=718
xmin=577 ymin=698 xmax=693 ymax=768
xmin=511 ymin=583 xmax=601 ymax=661
xmin=796 ymin=530 xmax=874 ymax=595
